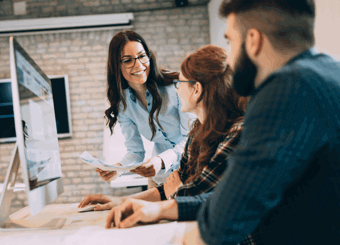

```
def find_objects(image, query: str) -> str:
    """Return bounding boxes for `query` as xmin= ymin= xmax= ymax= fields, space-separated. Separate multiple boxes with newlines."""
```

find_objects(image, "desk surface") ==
xmin=110 ymin=173 xmax=148 ymax=188
xmin=0 ymin=203 xmax=193 ymax=245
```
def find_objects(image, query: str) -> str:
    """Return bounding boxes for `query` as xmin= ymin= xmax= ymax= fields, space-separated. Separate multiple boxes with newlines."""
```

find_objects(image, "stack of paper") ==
xmin=78 ymin=151 xmax=143 ymax=172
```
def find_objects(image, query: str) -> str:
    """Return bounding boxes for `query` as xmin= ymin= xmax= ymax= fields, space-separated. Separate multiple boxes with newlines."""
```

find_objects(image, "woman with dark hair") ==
xmin=97 ymin=30 xmax=195 ymax=186
xmin=79 ymin=45 xmax=247 ymax=210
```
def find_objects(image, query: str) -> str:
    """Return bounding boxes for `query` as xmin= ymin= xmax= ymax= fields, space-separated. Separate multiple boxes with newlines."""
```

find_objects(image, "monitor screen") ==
xmin=0 ymin=81 xmax=15 ymax=140
xmin=0 ymin=75 xmax=73 ymax=143
xmin=9 ymin=36 xmax=63 ymax=215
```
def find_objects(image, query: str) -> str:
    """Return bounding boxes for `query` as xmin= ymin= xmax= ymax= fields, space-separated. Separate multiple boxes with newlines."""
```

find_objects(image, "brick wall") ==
xmin=0 ymin=1 xmax=210 ymax=214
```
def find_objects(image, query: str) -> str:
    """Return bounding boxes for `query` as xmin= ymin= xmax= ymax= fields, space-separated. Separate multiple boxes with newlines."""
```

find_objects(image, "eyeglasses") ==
xmin=173 ymin=80 xmax=197 ymax=89
xmin=121 ymin=53 xmax=150 ymax=68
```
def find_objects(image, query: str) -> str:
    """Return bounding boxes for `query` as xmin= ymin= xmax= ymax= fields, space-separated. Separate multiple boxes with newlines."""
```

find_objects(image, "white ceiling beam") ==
xmin=0 ymin=13 xmax=134 ymax=36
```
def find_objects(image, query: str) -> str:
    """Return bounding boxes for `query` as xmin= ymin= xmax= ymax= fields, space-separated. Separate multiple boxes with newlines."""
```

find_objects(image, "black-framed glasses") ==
xmin=121 ymin=52 xmax=150 ymax=68
xmin=173 ymin=80 xmax=197 ymax=89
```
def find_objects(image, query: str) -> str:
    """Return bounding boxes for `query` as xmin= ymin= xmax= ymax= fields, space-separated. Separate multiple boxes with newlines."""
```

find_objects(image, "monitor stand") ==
xmin=0 ymin=143 xmax=66 ymax=230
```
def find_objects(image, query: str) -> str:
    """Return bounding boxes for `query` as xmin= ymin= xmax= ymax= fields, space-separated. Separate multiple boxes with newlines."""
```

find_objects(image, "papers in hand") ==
xmin=78 ymin=151 xmax=144 ymax=172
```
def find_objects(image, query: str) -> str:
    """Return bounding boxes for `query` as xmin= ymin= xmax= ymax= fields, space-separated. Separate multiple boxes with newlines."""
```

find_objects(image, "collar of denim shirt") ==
xmin=127 ymin=87 xmax=152 ymax=103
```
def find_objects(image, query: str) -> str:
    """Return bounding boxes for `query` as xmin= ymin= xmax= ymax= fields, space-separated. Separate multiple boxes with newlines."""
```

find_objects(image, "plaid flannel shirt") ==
xmin=156 ymin=121 xmax=242 ymax=200
xmin=196 ymin=49 xmax=340 ymax=245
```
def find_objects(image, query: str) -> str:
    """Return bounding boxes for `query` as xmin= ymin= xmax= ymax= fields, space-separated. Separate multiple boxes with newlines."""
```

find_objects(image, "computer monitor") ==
xmin=0 ymin=36 xmax=64 ymax=227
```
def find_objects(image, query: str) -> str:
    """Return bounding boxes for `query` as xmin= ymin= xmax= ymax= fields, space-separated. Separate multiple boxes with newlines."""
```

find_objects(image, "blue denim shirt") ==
xmin=117 ymin=84 xmax=196 ymax=176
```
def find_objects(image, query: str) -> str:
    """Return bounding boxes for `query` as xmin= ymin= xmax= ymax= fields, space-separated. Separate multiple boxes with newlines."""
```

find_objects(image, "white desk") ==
xmin=110 ymin=173 xmax=148 ymax=188
xmin=0 ymin=203 xmax=193 ymax=245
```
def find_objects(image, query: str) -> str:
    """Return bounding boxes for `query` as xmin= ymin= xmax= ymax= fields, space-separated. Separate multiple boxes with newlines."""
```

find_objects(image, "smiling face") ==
xmin=120 ymin=41 xmax=150 ymax=89
xmin=176 ymin=73 xmax=198 ymax=113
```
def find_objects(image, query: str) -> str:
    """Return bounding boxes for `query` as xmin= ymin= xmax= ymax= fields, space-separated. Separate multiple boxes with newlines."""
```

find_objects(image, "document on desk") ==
xmin=78 ymin=151 xmax=143 ymax=172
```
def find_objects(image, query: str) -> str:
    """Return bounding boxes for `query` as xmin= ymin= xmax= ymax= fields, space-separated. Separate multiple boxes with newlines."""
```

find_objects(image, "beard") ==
xmin=232 ymin=43 xmax=258 ymax=97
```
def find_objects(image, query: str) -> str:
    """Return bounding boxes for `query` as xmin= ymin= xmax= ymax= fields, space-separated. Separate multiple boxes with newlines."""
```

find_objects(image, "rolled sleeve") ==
xmin=175 ymin=193 xmax=212 ymax=221
xmin=158 ymin=148 xmax=181 ymax=172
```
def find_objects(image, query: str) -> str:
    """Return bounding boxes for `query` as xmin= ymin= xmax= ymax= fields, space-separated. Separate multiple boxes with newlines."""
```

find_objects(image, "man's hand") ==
xmin=96 ymin=163 xmax=123 ymax=181
xmin=105 ymin=198 xmax=179 ymax=229
xmin=78 ymin=194 xmax=125 ymax=211
xmin=164 ymin=170 xmax=183 ymax=199
xmin=130 ymin=156 xmax=163 ymax=177
xmin=105 ymin=199 xmax=163 ymax=229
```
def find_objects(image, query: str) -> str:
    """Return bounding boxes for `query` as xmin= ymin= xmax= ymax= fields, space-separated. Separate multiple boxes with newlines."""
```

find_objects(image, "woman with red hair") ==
xmin=157 ymin=44 xmax=247 ymax=200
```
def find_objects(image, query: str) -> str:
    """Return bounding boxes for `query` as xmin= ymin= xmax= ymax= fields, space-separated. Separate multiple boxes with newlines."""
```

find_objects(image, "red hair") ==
xmin=181 ymin=45 xmax=247 ymax=183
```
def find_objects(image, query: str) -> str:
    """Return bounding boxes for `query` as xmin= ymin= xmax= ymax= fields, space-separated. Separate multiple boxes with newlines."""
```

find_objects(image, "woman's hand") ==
xmin=130 ymin=156 xmax=164 ymax=177
xmin=164 ymin=170 xmax=183 ymax=199
xmin=78 ymin=194 xmax=125 ymax=211
xmin=96 ymin=163 xmax=123 ymax=181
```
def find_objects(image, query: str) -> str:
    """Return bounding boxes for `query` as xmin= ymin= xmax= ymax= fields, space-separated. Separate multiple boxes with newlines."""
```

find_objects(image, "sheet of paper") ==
xmin=78 ymin=151 xmax=144 ymax=172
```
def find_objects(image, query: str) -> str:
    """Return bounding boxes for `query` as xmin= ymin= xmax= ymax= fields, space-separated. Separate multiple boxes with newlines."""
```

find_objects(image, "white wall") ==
xmin=208 ymin=0 xmax=340 ymax=60
xmin=208 ymin=0 xmax=227 ymax=49
xmin=314 ymin=0 xmax=340 ymax=60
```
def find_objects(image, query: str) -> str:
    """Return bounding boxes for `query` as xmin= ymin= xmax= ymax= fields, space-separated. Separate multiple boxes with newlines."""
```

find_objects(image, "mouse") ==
xmin=78 ymin=204 xmax=100 ymax=213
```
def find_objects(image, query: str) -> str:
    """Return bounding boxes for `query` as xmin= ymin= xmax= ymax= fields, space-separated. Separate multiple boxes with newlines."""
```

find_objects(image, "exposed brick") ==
xmin=57 ymin=5 xmax=66 ymax=11
xmin=42 ymin=7 xmax=54 ymax=13
xmin=0 ymin=2 xmax=210 ymax=214
xmin=79 ymin=171 xmax=92 ymax=177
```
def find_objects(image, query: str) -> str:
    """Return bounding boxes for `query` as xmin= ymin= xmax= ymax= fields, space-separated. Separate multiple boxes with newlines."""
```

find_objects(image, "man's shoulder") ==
xmin=275 ymin=52 xmax=340 ymax=84
xmin=261 ymin=52 xmax=340 ymax=97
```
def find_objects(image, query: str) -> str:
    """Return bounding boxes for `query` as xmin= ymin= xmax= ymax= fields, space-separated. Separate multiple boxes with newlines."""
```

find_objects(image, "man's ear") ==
xmin=245 ymin=28 xmax=263 ymax=58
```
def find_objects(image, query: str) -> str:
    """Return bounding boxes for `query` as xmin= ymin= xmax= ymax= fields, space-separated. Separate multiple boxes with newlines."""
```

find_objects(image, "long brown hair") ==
xmin=181 ymin=45 xmax=247 ymax=183
xmin=104 ymin=30 xmax=178 ymax=140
